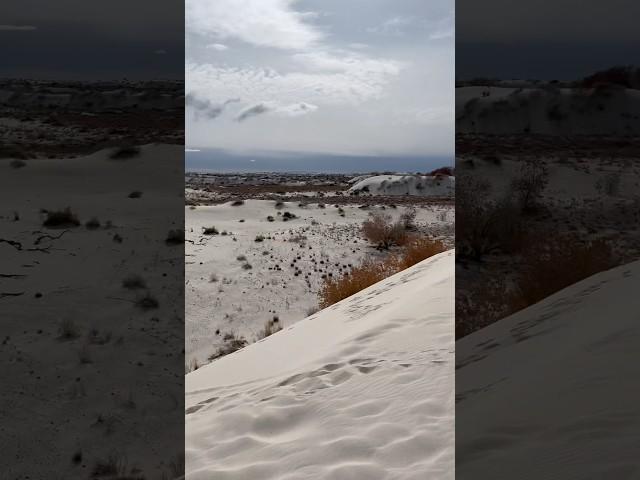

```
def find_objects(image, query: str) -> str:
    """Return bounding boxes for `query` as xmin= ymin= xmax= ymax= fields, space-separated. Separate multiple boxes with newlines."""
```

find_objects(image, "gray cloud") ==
xmin=186 ymin=93 xmax=239 ymax=119
xmin=236 ymin=103 xmax=271 ymax=122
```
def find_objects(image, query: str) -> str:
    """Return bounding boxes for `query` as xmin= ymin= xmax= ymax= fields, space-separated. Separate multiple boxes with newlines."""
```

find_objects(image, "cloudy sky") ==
xmin=0 ymin=0 xmax=182 ymax=79
xmin=186 ymin=0 xmax=454 ymax=158
xmin=457 ymin=0 xmax=640 ymax=80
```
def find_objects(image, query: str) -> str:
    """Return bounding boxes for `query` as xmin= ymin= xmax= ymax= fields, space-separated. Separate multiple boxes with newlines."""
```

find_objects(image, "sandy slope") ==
xmin=0 ymin=145 xmax=184 ymax=478
xmin=349 ymin=175 xmax=455 ymax=197
xmin=457 ymin=260 xmax=640 ymax=478
xmin=185 ymin=200 xmax=453 ymax=365
xmin=185 ymin=250 xmax=455 ymax=479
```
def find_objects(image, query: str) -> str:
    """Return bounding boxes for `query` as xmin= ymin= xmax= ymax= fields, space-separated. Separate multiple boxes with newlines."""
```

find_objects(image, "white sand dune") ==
xmin=349 ymin=175 xmax=455 ymax=197
xmin=456 ymin=260 xmax=640 ymax=478
xmin=186 ymin=250 xmax=455 ymax=479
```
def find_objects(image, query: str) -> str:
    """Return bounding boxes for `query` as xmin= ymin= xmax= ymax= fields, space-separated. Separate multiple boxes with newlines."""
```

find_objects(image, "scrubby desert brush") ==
xmin=85 ymin=217 xmax=101 ymax=230
xmin=58 ymin=318 xmax=80 ymax=341
xmin=318 ymin=235 xmax=445 ymax=308
xmin=135 ymin=293 xmax=159 ymax=310
xmin=165 ymin=229 xmax=185 ymax=244
xmin=258 ymin=317 xmax=283 ymax=340
xmin=109 ymin=145 xmax=141 ymax=160
xmin=43 ymin=207 xmax=80 ymax=228
xmin=456 ymin=234 xmax=618 ymax=338
xmin=361 ymin=213 xmax=407 ymax=249
xmin=202 ymin=226 xmax=219 ymax=235
xmin=511 ymin=159 xmax=549 ymax=212
xmin=208 ymin=333 xmax=248 ymax=361
xmin=231 ymin=199 xmax=245 ymax=206
xmin=509 ymin=234 xmax=617 ymax=311
xmin=122 ymin=274 xmax=146 ymax=290
xmin=9 ymin=158 xmax=26 ymax=169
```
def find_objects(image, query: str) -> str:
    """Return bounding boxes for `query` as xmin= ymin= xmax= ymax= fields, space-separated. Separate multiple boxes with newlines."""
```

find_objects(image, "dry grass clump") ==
xmin=508 ymin=235 xmax=616 ymax=311
xmin=319 ymin=235 xmax=445 ymax=308
xmin=43 ymin=207 xmax=80 ymax=228
xmin=109 ymin=145 xmax=141 ymax=160
xmin=202 ymin=226 xmax=219 ymax=235
xmin=456 ymin=234 xmax=618 ymax=338
xmin=122 ymin=274 xmax=146 ymax=290
xmin=208 ymin=333 xmax=248 ymax=361
xmin=258 ymin=317 xmax=282 ymax=340
xmin=361 ymin=213 xmax=407 ymax=249
xmin=165 ymin=229 xmax=185 ymax=245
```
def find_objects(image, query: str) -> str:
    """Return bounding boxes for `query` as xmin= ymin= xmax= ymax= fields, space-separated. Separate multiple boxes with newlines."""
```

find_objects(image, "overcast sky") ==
xmin=0 ymin=0 xmax=182 ymax=79
xmin=186 ymin=0 xmax=454 ymax=158
xmin=457 ymin=0 xmax=640 ymax=80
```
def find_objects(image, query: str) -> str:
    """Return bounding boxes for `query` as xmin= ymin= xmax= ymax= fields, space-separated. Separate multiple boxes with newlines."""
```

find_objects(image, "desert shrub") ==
xmin=165 ymin=229 xmax=185 ymax=244
xmin=319 ymin=260 xmax=392 ymax=308
xmin=393 ymin=236 xmax=446 ymax=271
xmin=595 ymin=172 xmax=621 ymax=196
xmin=231 ymin=199 xmax=244 ymax=206
xmin=58 ymin=318 xmax=80 ymax=341
xmin=361 ymin=213 xmax=407 ymax=249
xmin=509 ymin=234 xmax=616 ymax=310
xmin=258 ymin=317 xmax=282 ymax=340
xmin=122 ymin=274 xmax=146 ymax=290
xmin=85 ymin=217 xmax=101 ymax=230
xmin=242 ymin=262 xmax=252 ymax=270
xmin=109 ymin=146 xmax=141 ymax=160
xmin=267 ymin=215 xmax=275 ymax=222
xmin=254 ymin=235 xmax=265 ymax=242
xmin=282 ymin=211 xmax=296 ymax=221
xmin=91 ymin=452 xmax=133 ymax=477
xmin=275 ymin=201 xmax=285 ymax=209
xmin=428 ymin=166 xmax=454 ymax=176
xmin=236 ymin=255 xmax=247 ymax=261
xmin=209 ymin=273 xmax=218 ymax=282
xmin=0 ymin=145 xmax=30 ymax=160
xmin=400 ymin=207 xmax=417 ymax=231
xmin=186 ymin=358 xmax=200 ymax=373
xmin=135 ymin=293 xmax=159 ymax=310
xmin=202 ymin=226 xmax=219 ymax=235
xmin=127 ymin=191 xmax=142 ymax=199
xmin=208 ymin=334 xmax=248 ymax=361
xmin=9 ymin=159 xmax=26 ymax=169
xmin=511 ymin=160 xmax=549 ymax=212
xmin=43 ymin=207 xmax=80 ymax=228
xmin=456 ymin=234 xmax=617 ymax=338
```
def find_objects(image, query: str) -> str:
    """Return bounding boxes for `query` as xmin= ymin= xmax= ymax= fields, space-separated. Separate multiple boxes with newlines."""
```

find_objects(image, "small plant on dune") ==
xmin=127 ymin=190 xmax=142 ymax=199
xmin=242 ymin=262 xmax=253 ymax=270
xmin=393 ymin=236 xmax=446 ymax=271
xmin=267 ymin=215 xmax=275 ymax=222
xmin=231 ymin=199 xmax=245 ymax=206
xmin=282 ymin=211 xmax=296 ymax=221
xmin=109 ymin=145 xmax=141 ymax=160
xmin=258 ymin=317 xmax=282 ymax=340
xmin=318 ymin=260 xmax=393 ymax=308
xmin=361 ymin=213 xmax=407 ymax=249
xmin=511 ymin=160 xmax=549 ymax=213
xmin=91 ymin=452 xmax=132 ymax=477
xmin=254 ymin=235 xmax=265 ymax=242
xmin=9 ymin=159 xmax=26 ymax=169
xmin=165 ymin=229 xmax=185 ymax=245
xmin=202 ymin=226 xmax=219 ymax=235
xmin=85 ymin=217 xmax=101 ymax=230
xmin=135 ymin=293 xmax=159 ymax=311
xmin=58 ymin=318 xmax=80 ymax=341
xmin=319 ymin=234 xmax=445 ymax=308
xmin=43 ymin=207 xmax=80 ymax=228
xmin=236 ymin=255 xmax=247 ymax=261
xmin=208 ymin=333 xmax=248 ymax=361
xmin=122 ymin=274 xmax=146 ymax=290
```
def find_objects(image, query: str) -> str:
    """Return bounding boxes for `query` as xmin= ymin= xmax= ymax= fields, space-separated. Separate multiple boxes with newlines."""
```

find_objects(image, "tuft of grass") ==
xmin=165 ymin=229 xmax=185 ymax=245
xmin=9 ymin=159 xmax=26 ymax=169
xmin=208 ymin=333 xmax=248 ymax=361
xmin=254 ymin=235 xmax=265 ymax=242
xmin=319 ymin=235 xmax=445 ymax=308
xmin=109 ymin=146 xmax=141 ymax=160
xmin=135 ymin=293 xmax=159 ymax=311
xmin=43 ymin=207 xmax=80 ymax=228
xmin=58 ymin=318 xmax=80 ymax=341
xmin=122 ymin=274 xmax=146 ymax=290
xmin=202 ymin=226 xmax=219 ymax=235
xmin=127 ymin=191 xmax=143 ymax=199
xmin=361 ymin=213 xmax=407 ymax=249
xmin=258 ymin=317 xmax=282 ymax=340
xmin=85 ymin=217 xmax=101 ymax=230
xmin=231 ymin=199 xmax=245 ymax=206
